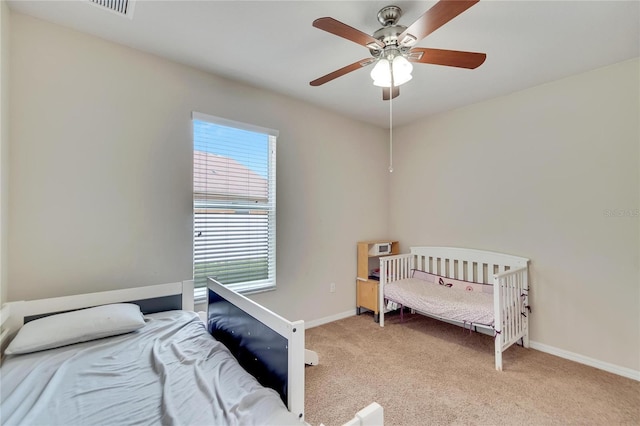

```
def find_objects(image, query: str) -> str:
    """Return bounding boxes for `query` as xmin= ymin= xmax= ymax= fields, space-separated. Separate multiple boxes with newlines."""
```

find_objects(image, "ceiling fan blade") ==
xmin=313 ymin=17 xmax=385 ymax=50
xmin=398 ymin=0 xmax=479 ymax=47
xmin=310 ymin=58 xmax=375 ymax=86
xmin=407 ymin=47 xmax=486 ymax=69
xmin=382 ymin=86 xmax=400 ymax=101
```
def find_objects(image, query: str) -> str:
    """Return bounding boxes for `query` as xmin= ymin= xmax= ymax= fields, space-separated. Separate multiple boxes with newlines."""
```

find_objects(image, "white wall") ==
xmin=7 ymin=13 xmax=389 ymax=322
xmin=0 ymin=0 xmax=9 ymax=307
xmin=390 ymin=59 xmax=640 ymax=372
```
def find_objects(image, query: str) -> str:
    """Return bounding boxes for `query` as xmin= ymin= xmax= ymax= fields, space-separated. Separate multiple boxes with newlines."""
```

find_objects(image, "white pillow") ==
xmin=5 ymin=303 xmax=146 ymax=355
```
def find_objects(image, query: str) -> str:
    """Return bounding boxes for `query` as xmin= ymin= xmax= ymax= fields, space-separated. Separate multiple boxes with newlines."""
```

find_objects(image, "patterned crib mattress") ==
xmin=384 ymin=278 xmax=495 ymax=326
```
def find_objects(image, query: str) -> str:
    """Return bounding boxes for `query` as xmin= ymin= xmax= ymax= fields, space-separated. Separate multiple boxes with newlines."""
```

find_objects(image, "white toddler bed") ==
xmin=379 ymin=246 xmax=530 ymax=371
xmin=0 ymin=280 xmax=384 ymax=425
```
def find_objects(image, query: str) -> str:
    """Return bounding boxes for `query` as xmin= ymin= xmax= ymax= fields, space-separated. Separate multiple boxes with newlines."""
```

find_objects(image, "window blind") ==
xmin=192 ymin=112 xmax=277 ymax=294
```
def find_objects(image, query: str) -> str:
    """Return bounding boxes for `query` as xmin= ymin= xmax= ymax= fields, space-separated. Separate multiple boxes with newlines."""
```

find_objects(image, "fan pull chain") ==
xmin=389 ymin=94 xmax=393 ymax=173
xmin=389 ymin=60 xmax=394 ymax=173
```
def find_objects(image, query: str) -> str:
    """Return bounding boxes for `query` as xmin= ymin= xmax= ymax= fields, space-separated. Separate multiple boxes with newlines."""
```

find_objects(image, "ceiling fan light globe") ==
xmin=394 ymin=73 xmax=412 ymax=86
xmin=392 ymin=55 xmax=413 ymax=71
xmin=370 ymin=59 xmax=391 ymax=86
xmin=392 ymin=55 xmax=413 ymax=85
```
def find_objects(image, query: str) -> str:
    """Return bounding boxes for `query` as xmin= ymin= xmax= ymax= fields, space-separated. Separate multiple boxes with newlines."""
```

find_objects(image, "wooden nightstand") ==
xmin=356 ymin=240 xmax=399 ymax=322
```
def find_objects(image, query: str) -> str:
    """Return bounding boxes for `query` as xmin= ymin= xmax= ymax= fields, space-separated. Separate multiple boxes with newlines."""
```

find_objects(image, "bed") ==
xmin=0 ymin=279 xmax=305 ymax=425
xmin=0 ymin=279 xmax=384 ymax=425
xmin=379 ymin=246 xmax=530 ymax=371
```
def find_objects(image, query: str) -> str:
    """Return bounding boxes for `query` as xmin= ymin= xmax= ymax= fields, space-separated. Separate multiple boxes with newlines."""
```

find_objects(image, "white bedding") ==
xmin=384 ymin=278 xmax=495 ymax=326
xmin=0 ymin=310 xmax=300 ymax=426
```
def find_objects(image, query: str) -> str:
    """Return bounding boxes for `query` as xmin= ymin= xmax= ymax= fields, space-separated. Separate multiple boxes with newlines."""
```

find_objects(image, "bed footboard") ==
xmin=494 ymin=266 xmax=529 ymax=371
xmin=207 ymin=279 xmax=305 ymax=421
xmin=379 ymin=253 xmax=414 ymax=327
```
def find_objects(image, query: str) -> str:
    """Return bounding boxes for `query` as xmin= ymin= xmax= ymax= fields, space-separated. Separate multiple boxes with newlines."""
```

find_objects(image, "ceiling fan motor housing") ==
xmin=371 ymin=26 xmax=410 ymax=57
xmin=370 ymin=5 xmax=409 ymax=58
xmin=377 ymin=5 xmax=402 ymax=26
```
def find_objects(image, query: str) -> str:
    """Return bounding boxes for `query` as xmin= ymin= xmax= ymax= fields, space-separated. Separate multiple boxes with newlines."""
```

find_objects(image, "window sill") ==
xmin=193 ymin=284 xmax=276 ymax=304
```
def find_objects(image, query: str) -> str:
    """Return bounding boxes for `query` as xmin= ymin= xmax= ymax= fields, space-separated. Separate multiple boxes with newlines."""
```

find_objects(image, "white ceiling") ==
xmin=7 ymin=0 xmax=640 ymax=128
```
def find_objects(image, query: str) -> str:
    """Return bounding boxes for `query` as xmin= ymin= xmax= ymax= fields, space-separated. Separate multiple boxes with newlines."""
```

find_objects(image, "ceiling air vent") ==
xmin=88 ymin=0 xmax=135 ymax=19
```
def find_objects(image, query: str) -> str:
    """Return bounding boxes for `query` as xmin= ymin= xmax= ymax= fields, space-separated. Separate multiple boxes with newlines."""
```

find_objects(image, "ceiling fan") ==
xmin=310 ymin=0 xmax=486 ymax=100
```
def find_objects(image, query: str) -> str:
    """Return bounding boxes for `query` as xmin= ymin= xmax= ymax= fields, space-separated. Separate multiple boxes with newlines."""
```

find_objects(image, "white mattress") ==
xmin=0 ymin=310 xmax=300 ymax=426
xmin=384 ymin=278 xmax=495 ymax=326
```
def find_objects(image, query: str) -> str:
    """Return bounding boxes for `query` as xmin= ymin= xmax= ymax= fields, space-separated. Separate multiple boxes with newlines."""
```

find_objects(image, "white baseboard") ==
xmin=305 ymin=310 xmax=355 ymax=329
xmin=530 ymin=340 xmax=640 ymax=381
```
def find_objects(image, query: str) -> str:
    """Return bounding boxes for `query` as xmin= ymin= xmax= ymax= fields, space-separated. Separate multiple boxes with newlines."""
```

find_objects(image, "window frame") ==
xmin=191 ymin=111 xmax=277 ymax=298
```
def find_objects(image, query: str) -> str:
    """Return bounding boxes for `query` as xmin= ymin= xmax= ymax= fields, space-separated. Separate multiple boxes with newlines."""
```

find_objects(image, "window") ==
xmin=192 ymin=112 xmax=277 ymax=294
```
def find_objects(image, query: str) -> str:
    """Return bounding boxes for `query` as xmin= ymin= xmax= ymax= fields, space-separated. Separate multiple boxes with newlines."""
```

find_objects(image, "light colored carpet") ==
xmin=304 ymin=312 xmax=639 ymax=426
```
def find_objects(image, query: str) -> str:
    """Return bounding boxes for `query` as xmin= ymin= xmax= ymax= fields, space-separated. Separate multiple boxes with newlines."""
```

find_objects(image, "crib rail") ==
xmin=379 ymin=253 xmax=414 ymax=327
xmin=411 ymin=247 xmax=527 ymax=284
xmin=494 ymin=266 xmax=529 ymax=371
xmin=380 ymin=253 xmax=414 ymax=283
